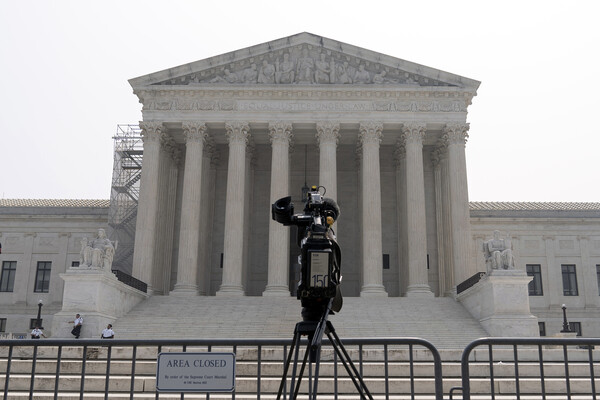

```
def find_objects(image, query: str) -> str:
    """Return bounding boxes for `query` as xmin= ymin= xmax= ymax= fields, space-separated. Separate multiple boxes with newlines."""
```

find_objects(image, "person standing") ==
xmin=69 ymin=313 xmax=83 ymax=339
xmin=31 ymin=326 xmax=46 ymax=339
xmin=101 ymin=324 xmax=115 ymax=339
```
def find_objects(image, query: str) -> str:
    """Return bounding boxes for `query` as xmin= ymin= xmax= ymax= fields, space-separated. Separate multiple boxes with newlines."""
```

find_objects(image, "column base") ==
xmin=406 ymin=284 xmax=434 ymax=297
xmin=360 ymin=285 xmax=388 ymax=297
xmin=262 ymin=285 xmax=291 ymax=297
xmin=170 ymin=284 xmax=199 ymax=296
xmin=216 ymin=285 xmax=245 ymax=296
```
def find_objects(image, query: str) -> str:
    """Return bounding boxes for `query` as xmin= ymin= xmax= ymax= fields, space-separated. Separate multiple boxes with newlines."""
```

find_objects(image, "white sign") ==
xmin=156 ymin=352 xmax=235 ymax=392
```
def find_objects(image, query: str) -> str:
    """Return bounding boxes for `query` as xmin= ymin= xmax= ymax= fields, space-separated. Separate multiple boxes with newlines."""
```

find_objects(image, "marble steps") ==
xmin=112 ymin=296 xmax=489 ymax=349
xmin=2 ymin=347 xmax=599 ymax=398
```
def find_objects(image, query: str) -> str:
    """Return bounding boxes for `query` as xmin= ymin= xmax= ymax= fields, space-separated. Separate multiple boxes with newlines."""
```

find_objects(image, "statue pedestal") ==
xmin=457 ymin=270 xmax=539 ymax=337
xmin=50 ymin=267 xmax=148 ymax=338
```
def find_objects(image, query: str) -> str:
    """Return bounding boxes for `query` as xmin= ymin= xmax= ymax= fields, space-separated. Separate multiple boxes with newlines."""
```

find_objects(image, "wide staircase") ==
xmin=113 ymin=296 xmax=488 ymax=349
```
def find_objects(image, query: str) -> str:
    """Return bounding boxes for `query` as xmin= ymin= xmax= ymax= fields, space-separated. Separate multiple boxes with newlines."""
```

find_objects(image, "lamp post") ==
xmin=560 ymin=303 xmax=571 ymax=333
xmin=36 ymin=299 xmax=43 ymax=328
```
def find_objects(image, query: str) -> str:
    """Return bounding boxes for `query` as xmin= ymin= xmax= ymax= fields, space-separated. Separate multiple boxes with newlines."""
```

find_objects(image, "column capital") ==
xmin=442 ymin=123 xmax=470 ymax=145
xmin=315 ymin=121 xmax=340 ymax=146
xmin=182 ymin=121 xmax=208 ymax=144
xmin=358 ymin=121 xmax=383 ymax=145
xmin=401 ymin=123 xmax=426 ymax=145
xmin=268 ymin=121 xmax=293 ymax=145
xmin=139 ymin=121 xmax=165 ymax=143
xmin=225 ymin=122 xmax=251 ymax=144
xmin=160 ymin=132 xmax=181 ymax=164
xmin=393 ymin=140 xmax=405 ymax=166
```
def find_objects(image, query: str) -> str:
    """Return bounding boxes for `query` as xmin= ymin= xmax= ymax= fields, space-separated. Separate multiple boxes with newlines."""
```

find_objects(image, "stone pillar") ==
xmin=151 ymin=133 xmax=180 ymax=295
xmin=316 ymin=122 xmax=340 ymax=202
xmin=159 ymin=150 xmax=180 ymax=295
xmin=242 ymin=142 xmax=255 ymax=292
xmin=198 ymin=140 xmax=218 ymax=295
xmin=132 ymin=121 xmax=164 ymax=287
xmin=402 ymin=123 xmax=433 ymax=297
xmin=172 ymin=122 xmax=208 ymax=296
xmin=579 ymin=236 xmax=597 ymax=307
xmin=394 ymin=142 xmax=408 ymax=296
xmin=432 ymin=148 xmax=445 ymax=297
xmin=443 ymin=123 xmax=474 ymax=286
xmin=217 ymin=122 xmax=250 ymax=296
xmin=358 ymin=122 xmax=388 ymax=297
xmin=543 ymin=236 xmax=560 ymax=307
xmin=440 ymin=145 xmax=455 ymax=296
xmin=264 ymin=122 xmax=293 ymax=296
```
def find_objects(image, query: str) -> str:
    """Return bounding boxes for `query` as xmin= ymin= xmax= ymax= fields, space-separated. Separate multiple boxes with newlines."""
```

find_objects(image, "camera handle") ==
xmin=276 ymin=299 xmax=373 ymax=400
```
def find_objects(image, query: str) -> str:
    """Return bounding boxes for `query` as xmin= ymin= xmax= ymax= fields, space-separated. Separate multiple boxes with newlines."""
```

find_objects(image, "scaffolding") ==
xmin=108 ymin=124 xmax=143 ymax=273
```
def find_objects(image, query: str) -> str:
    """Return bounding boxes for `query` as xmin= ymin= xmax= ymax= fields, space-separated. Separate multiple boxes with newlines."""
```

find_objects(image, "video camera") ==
xmin=272 ymin=186 xmax=342 ymax=319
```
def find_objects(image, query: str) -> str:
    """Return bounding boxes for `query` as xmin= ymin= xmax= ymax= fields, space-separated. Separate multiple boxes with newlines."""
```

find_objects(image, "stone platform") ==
xmin=110 ymin=296 xmax=488 ymax=349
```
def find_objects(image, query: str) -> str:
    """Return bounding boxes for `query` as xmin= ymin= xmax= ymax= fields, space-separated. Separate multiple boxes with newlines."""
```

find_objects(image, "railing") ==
xmin=456 ymin=272 xmax=486 ymax=294
xmin=111 ymin=269 xmax=148 ymax=293
xmin=450 ymin=337 xmax=600 ymax=400
xmin=0 ymin=337 xmax=444 ymax=399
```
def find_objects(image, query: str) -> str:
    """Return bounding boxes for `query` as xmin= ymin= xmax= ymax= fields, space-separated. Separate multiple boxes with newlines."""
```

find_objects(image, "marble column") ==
xmin=443 ymin=123 xmax=474 ymax=286
xmin=198 ymin=140 xmax=218 ymax=295
xmin=172 ymin=122 xmax=208 ymax=296
xmin=264 ymin=122 xmax=293 ymax=296
xmin=402 ymin=123 xmax=433 ymax=297
xmin=432 ymin=148 xmax=445 ymax=297
xmin=394 ymin=141 xmax=408 ymax=296
xmin=358 ymin=122 xmax=388 ymax=297
xmin=440 ymin=144 xmax=455 ymax=296
xmin=151 ymin=133 xmax=180 ymax=295
xmin=316 ymin=122 xmax=340 ymax=202
xmin=217 ymin=122 xmax=250 ymax=296
xmin=132 ymin=121 xmax=164 ymax=287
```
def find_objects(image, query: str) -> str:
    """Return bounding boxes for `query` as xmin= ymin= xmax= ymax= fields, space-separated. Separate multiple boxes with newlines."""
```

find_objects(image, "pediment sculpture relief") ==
xmin=154 ymin=45 xmax=454 ymax=87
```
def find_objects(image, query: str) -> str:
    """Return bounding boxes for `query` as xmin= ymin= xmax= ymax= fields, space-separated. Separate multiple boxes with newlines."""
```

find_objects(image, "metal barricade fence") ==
xmin=449 ymin=337 xmax=600 ymax=400
xmin=0 ymin=337 xmax=444 ymax=399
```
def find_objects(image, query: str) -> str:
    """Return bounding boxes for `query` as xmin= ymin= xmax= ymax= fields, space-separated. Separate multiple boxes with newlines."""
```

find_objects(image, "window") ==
xmin=0 ymin=261 xmax=17 ymax=292
xmin=597 ymin=265 xmax=600 ymax=296
xmin=382 ymin=254 xmax=390 ymax=270
xmin=29 ymin=318 xmax=43 ymax=329
xmin=526 ymin=264 xmax=543 ymax=296
xmin=0 ymin=318 xmax=6 ymax=333
xmin=71 ymin=261 xmax=80 ymax=268
xmin=34 ymin=262 xmax=52 ymax=293
xmin=569 ymin=322 xmax=582 ymax=337
xmin=561 ymin=264 xmax=578 ymax=296
xmin=538 ymin=321 xmax=546 ymax=337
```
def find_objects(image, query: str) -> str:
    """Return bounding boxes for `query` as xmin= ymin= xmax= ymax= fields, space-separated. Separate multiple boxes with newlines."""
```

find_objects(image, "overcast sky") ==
xmin=1 ymin=1 xmax=599 ymax=202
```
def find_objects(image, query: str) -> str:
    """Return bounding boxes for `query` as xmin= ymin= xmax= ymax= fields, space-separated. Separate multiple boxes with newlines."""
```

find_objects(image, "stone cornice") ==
xmin=134 ymin=86 xmax=474 ymax=114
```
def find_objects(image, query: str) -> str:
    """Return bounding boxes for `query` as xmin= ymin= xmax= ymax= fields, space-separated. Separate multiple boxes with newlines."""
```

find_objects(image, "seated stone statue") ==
xmin=483 ymin=230 xmax=514 ymax=272
xmin=80 ymin=229 xmax=116 ymax=270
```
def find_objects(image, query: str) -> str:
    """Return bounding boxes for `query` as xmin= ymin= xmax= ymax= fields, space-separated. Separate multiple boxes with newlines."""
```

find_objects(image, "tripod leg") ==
xmin=310 ymin=338 xmax=324 ymax=400
xmin=326 ymin=322 xmax=374 ymax=400
xmin=292 ymin=341 xmax=311 ymax=400
xmin=277 ymin=328 xmax=300 ymax=400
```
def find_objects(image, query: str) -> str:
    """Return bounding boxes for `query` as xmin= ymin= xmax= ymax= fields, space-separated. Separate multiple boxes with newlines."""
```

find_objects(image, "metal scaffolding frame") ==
xmin=108 ymin=124 xmax=143 ymax=273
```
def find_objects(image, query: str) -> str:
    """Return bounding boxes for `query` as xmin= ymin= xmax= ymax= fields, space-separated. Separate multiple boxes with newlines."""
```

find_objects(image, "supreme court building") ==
xmin=2 ymin=33 xmax=600 ymax=338
xmin=128 ymin=32 xmax=478 ymax=298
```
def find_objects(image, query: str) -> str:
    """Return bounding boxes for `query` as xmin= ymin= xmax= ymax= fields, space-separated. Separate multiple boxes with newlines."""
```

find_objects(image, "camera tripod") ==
xmin=276 ymin=299 xmax=373 ymax=400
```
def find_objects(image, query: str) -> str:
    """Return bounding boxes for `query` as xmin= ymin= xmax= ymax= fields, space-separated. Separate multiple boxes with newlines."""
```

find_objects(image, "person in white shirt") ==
xmin=31 ymin=326 xmax=46 ymax=339
xmin=101 ymin=324 xmax=115 ymax=339
xmin=68 ymin=313 xmax=83 ymax=339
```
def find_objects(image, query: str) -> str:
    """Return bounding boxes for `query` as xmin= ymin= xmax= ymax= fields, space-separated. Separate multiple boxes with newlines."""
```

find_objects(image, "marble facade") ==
xmin=128 ymin=32 xmax=479 ymax=298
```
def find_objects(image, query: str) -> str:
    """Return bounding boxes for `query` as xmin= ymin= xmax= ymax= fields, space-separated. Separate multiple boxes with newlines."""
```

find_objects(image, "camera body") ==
xmin=272 ymin=186 xmax=341 ymax=312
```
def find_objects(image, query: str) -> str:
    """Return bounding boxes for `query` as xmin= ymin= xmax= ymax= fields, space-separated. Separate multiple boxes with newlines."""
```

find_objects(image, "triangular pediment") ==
xmin=129 ymin=32 xmax=480 ymax=90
